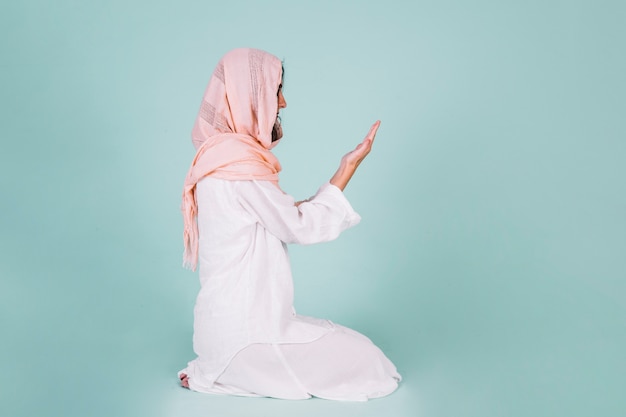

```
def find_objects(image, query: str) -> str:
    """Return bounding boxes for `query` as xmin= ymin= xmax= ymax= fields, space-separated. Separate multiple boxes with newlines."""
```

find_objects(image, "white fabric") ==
xmin=179 ymin=178 xmax=401 ymax=400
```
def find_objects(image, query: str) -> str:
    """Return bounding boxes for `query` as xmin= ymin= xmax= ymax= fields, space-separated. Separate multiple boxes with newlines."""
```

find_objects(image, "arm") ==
xmin=237 ymin=181 xmax=361 ymax=245
xmin=330 ymin=120 xmax=380 ymax=191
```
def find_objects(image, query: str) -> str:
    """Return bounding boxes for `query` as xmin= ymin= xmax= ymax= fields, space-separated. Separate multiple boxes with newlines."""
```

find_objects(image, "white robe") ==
xmin=179 ymin=178 xmax=401 ymax=401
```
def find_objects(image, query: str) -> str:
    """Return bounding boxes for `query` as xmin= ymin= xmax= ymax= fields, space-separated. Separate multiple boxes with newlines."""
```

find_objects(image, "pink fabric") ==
xmin=182 ymin=48 xmax=284 ymax=270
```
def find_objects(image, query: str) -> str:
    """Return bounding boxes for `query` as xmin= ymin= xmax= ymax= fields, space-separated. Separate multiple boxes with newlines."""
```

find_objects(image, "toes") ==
xmin=179 ymin=373 xmax=190 ymax=389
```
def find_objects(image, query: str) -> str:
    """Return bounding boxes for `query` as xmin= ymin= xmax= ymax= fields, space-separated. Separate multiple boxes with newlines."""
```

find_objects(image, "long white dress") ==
xmin=179 ymin=178 xmax=401 ymax=401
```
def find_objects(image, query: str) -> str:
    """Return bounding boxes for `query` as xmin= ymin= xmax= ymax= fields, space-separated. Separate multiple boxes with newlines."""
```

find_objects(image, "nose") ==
xmin=278 ymin=91 xmax=287 ymax=109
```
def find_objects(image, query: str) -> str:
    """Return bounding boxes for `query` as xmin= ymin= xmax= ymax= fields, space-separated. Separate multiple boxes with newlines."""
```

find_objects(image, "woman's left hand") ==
xmin=330 ymin=120 xmax=381 ymax=191
xmin=340 ymin=120 xmax=380 ymax=169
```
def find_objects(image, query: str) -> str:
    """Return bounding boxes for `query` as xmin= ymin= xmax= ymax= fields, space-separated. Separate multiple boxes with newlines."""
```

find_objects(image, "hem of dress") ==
xmin=179 ymin=330 xmax=402 ymax=401
xmin=179 ymin=321 xmax=335 ymax=396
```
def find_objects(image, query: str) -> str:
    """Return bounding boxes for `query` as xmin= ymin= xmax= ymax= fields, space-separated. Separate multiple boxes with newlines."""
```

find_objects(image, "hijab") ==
xmin=182 ymin=48 xmax=283 ymax=270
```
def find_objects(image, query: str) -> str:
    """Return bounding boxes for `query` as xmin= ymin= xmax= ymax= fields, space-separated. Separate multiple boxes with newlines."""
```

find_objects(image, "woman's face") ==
xmin=277 ymin=83 xmax=287 ymax=113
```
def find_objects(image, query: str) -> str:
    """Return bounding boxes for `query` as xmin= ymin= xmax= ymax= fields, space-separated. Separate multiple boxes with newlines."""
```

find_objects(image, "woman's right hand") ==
xmin=330 ymin=121 xmax=380 ymax=191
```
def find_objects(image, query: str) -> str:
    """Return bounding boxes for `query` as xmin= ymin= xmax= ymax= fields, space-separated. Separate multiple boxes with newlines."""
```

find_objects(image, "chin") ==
xmin=272 ymin=122 xmax=283 ymax=142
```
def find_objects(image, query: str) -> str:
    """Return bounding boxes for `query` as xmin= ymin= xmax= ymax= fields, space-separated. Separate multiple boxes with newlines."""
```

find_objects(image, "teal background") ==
xmin=1 ymin=0 xmax=625 ymax=416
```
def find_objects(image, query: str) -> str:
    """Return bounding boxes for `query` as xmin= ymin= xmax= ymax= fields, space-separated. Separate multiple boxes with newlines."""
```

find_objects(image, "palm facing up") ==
xmin=330 ymin=120 xmax=381 ymax=191
xmin=342 ymin=120 xmax=380 ymax=168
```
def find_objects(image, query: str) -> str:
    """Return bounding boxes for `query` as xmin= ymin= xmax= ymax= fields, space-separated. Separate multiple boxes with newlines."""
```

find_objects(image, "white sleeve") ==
xmin=236 ymin=181 xmax=361 ymax=245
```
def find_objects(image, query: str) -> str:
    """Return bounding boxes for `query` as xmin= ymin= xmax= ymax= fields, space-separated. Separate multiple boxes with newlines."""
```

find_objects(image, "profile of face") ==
xmin=272 ymin=82 xmax=287 ymax=142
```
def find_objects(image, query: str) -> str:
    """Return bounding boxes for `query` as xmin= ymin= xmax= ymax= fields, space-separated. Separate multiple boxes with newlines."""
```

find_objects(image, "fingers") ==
xmin=354 ymin=121 xmax=378 ymax=155
xmin=350 ymin=139 xmax=372 ymax=162
xmin=359 ymin=120 xmax=380 ymax=154
xmin=362 ymin=120 xmax=380 ymax=151
xmin=366 ymin=120 xmax=381 ymax=142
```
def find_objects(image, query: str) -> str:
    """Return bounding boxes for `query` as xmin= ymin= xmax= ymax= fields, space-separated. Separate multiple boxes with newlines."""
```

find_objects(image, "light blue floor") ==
xmin=2 ymin=233 xmax=625 ymax=417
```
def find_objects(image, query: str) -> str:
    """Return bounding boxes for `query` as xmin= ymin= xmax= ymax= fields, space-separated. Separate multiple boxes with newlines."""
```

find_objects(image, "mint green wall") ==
xmin=1 ymin=1 xmax=624 ymax=416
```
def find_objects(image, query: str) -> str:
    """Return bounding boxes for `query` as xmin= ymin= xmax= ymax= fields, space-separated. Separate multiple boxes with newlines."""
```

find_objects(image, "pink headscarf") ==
xmin=182 ymin=48 xmax=284 ymax=270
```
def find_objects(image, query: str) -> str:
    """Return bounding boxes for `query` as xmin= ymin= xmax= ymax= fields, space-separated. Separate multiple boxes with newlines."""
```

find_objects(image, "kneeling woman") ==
xmin=179 ymin=48 xmax=401 ymax=401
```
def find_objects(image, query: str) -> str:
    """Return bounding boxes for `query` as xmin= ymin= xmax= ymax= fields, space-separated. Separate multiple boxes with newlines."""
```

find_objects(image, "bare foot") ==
xmin=179 ymin=373 xmax=189 ymax=389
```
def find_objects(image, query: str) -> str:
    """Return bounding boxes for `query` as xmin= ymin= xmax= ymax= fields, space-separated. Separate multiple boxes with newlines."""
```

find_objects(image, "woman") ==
xmin=179 ymin=48 xmax=400 ymax=401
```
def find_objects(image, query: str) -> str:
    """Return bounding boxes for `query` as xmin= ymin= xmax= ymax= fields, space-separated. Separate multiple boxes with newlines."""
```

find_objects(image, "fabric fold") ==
xmin=181 ymin=48 xmax=284 ymax=270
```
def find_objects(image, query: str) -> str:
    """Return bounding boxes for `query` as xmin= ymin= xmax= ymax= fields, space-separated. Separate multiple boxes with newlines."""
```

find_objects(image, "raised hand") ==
xmin=330 ymin=121 xmax=381 ymax=191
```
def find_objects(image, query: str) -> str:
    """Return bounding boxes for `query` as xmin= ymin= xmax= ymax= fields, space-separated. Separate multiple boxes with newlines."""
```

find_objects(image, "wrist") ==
xmin=330 ymin=164 xmax=355 ymax=191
